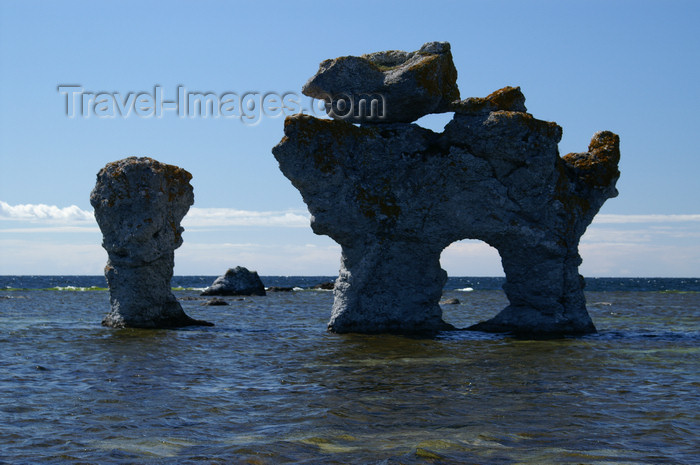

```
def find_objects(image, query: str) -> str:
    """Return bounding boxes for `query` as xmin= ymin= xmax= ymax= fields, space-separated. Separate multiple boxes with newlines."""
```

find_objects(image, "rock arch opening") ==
xmin=413 ymin=113 xmax=455 ymax=132
xmin=438 ymin=238 xmax=504 ymax=329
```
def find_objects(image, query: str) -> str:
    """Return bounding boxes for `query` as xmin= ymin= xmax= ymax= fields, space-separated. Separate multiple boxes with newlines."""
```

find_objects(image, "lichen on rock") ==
xmin=273 ymin=42 xmax=620 ymax=337
xmin=90 ymin=157 xmax=212 ymax=328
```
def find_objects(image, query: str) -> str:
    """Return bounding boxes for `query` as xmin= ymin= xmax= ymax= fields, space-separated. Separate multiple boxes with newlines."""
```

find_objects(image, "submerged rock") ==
xmin=202 ymin=298 xmax=229 ymax=306
xmin=273 ymin=43 xmax=620 ymax=336
xmin=90 ymin=157 xmax=213 ymax=328
xmin=312 ymin=281 xmax=335 ymax=290
xmin=302 ymin=41 xmax=459 ymax=123
xmin=201 ymin=267 xmax=266 ymax=296
xmin=267 ymin=286 xmax=295 ymax=292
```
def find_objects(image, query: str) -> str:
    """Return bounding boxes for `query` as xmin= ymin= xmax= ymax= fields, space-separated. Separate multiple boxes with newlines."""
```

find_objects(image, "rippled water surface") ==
xmin=1 ymin=280 xmax=699 ymax=464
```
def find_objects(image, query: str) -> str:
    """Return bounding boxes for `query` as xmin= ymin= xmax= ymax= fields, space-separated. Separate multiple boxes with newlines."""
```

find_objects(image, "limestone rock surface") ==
xmin=201 ymin=267 xmax=266 ymax=296
xmin=90 ymin=157 xmax=212 ymax=328
xmin=302 ymin=41 xmax=459 ymax=123
xmin=274 ymin=66 xmax=620 ymax=336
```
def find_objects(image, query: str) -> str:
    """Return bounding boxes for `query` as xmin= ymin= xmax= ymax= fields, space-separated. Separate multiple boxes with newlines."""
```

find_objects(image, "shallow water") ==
xmin=1 ymin=284 xmax=699 ymax=464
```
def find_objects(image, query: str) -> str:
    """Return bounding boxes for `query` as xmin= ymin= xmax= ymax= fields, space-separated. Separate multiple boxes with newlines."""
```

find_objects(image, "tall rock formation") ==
xmin=273 ymin=43 xmax=620 ymax=336
xmin=90 ymin=157 xmax=212 ymax=328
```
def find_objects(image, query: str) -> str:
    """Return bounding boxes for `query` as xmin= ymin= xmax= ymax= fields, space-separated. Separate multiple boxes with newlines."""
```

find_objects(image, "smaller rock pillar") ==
xmin=90 ymin=157 xmax=212 ymax=328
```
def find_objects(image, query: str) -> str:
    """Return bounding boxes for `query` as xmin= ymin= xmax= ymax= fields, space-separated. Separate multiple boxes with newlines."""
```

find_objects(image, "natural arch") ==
xmin=272 ymin=43 xmax=620 ymax=337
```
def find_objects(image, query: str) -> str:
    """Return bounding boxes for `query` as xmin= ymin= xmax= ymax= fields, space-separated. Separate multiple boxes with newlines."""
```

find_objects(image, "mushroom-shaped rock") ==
xmin=201 ymin=267 xmax=266 ymax=296
xmin=302 ymin=41 xmax=459 ymax=124
xmin=274 ymin=76 xmax=620 ymax=336
xmin=90 ymin=157 xmax=212 ymax=328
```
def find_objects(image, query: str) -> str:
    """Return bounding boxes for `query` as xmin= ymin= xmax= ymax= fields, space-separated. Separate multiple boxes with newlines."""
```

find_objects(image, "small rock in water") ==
xmin=267 ymin=286 xmax=295 ymax=292
xmin=312 ymin=281 xmax=335 ymax=290
xmin=202 ymin=298 xmax=229 ymax=306
xmin=440 ymin=298 xmax=460 ymax=305
xmin=202 ymin=267 xmax=266 ymax=296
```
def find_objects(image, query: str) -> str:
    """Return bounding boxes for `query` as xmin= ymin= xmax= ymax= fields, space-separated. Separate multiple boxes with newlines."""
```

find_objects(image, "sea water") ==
xmin=1 ymin=277 xmax=698 ymax=464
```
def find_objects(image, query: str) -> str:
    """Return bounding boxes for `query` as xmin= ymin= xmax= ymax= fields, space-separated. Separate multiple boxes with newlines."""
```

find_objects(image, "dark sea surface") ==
xmin=1 ymin=276 xmax=699 ymax=464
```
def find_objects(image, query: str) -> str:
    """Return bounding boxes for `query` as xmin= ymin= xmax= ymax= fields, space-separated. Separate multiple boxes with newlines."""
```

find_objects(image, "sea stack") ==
xmin=90 ymin=157 xmax=212 ymax=328
xmin=273 ymin=42 xmax=620 ymax=336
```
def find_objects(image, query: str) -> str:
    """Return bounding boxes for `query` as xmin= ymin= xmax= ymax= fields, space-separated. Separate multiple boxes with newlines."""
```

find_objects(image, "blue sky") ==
xmin=1 ymin=0 xmax=699 ymax=277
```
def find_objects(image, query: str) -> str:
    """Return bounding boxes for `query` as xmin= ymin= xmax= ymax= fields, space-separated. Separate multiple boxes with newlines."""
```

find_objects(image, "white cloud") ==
xmin=6 ymin=200 xmax=694 ymax=230
xmin=0 ymin=200 xmax=94 ymax=222
xmin=183 ymin=207 xmax=309 ymax=228
xmin=0 ymin=201 xmax=309 ymax=229
xmin=0 ymin=202 xmax=698 ymax=276
xmin=593 ymin=214 xmax=700 ymax=224
xmin=581 ymin=227 xmax=655 ymax=244
xmin=0 ymin=226 xmax=100 ymax=234
xmin=582 ymin=226 xmax=700 ymax=244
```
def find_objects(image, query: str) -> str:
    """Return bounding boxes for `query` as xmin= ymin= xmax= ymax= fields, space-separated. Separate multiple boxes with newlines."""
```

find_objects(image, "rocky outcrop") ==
xmin=302 ymin=41 xmax=458 ymax=123
xmin=90 ymin=157 xmax=212 ymax=328
xmin=273 ymin=43 xmax=620 ymax=336
xmin=201 ymin=267 xmax=266 ymax=296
